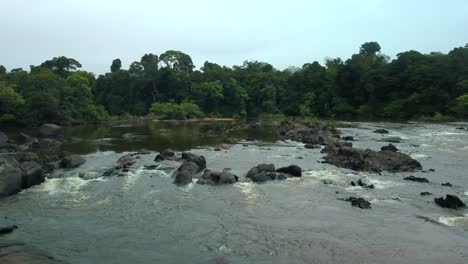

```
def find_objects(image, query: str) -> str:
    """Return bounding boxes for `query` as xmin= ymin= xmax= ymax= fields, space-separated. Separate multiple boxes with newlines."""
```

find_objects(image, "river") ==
xmin=1 ymin=121 xmax=468 ymax=263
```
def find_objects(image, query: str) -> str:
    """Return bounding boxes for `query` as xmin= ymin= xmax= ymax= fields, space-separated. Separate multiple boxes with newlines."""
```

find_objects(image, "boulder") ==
xmin=154 ymin=149 xmax=176 ymax=161
xmin=434 ymin=195 xmax=465 ymax=209
xmin=276 ymin=165 xmax=302 ymax=177
xmin=138 ymin=149 xmax=151 ymax=155
xmin=0 ymin=225 xmax=18 ymax=236
xmin=381 ymin=144 xmax=398 ymax=152
xmin=323 ymin=179 xmax=333 ymax=185
xmin=345 ymin=197 xmax=371 ymax=209
xmin=373 ymin=129 xmax=389 ymax=134
xmin=404 ymin=176 xmax=429 ymax=183
xmin=60 ymin=155 xmax=86 ymax=169
xmin=172 ymin=161 xmax=199 ymax=185
xmin=353 ymin=179 xmax=375 ymax=189
xmin=0 ymin=142 xmax=20 ymax=153
xmin=304 ymin=144 xmax=319 ymax=149
xmin=278 ymin=121 xmax=339 ymax=146
xmin=197 ymin=169 xmax=238 ymax=185
xmin=246 ymin=164 xmax=275 ymax=179
xmin=117 ymin=154 xmax=136 ymax=167
xmin=20 ymin=162 xmax=44 ymax=188
xmin=322 ymin=142 xmax=422 ymax=173
xmin=441 ymin=182 xmax=453 ymax=187
xmin=420 ymin=192 xmax=433 ymax=196
xmin=0 ymin=131 xmax=8 ymax=143
xmin=379 ymin=137 xmax=403 ymax=143
xmin=0 ymin=155 xmax=23 ymax=197
xmin=33 ymin=138 xmax=62 ymax=149
xmin=15 ymin=152 xmax=40 ymax=163
xmin=181 ymin=152 xmax=206 ymax=170
xmin=342 ymin=136 xmax=354 ymax=141
xmin=38 ymin=124 xmax=64 ymax=141
xmin=42 ymin=161 xmax=60 ymax=174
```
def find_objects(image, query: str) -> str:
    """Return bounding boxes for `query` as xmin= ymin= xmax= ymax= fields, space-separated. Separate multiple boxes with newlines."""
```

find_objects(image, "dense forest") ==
xmin=1 ymin=42 xmax=467 ymax=126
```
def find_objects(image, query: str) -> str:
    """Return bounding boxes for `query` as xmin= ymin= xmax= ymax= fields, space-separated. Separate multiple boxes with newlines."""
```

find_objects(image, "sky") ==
xmin=1 ymin=0 xmax=468 ymax=74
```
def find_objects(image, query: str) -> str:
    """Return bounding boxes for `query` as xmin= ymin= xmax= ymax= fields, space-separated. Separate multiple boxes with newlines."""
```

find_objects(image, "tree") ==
xmin=40 ymin=56 xmax=82 ymax=76
xmin=160 ymin=50 xmax=194 ymax=73
xmin=111 ymin=59 xmax=122 ymax=73
xmin=0 ymin=82 xmax=24 ymax=122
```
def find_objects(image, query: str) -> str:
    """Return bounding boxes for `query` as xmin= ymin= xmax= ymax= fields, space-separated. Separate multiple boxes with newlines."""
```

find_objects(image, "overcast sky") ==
xmin=1 ymin=0 xmax=467 ymax=74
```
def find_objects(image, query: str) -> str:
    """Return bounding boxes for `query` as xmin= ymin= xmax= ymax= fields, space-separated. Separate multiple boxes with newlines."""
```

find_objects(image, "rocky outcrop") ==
xmin=345 ymin=197 xmax=371 ymax=209
xmin=154 ymin=149 xmax=176 ymax=161
xmin=278 ymin=121 xmax=339 ymax=146
xmin=322 ymin=142 xmax=422 ymax=173
xmin=404 ymin=176 xmax=429 ymax=183
xmin=434 ymin=195 xmax=466 ymax=209
xmin=381 ymin=144 xmax=398 ymax=152
xmin=181 ymin=152 xmax=206 ymax=171
xmin=0 ymin=155 xmax=23 ymax=197
xmin=172 ymin=153 xmax=206 ymax=185
xmin=60 ymin=155 xmax=86 ymax=169
xmin=39 ymin=124 xmax=64 ymax=141
xmin=0 ymin=240 xmax=67 ymax=263
xmin=197 ymin=169 xmax=239 ymax=185
xmin=276 ymin=165 xmax=302 ymax=177
xmin=15 ymin=152 xmax=40 ymax=163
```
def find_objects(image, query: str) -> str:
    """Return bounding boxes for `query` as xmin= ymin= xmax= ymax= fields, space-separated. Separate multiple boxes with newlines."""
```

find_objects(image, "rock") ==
xmin=14 ymin=152 xmax=40 ymax=163
xmin=0 ymin=155 xmax=23 ymax=197
xmin=373 ymin=129 xmax=389 ymax=134
xmin=322 ymin=142 xmax=422 ymax=173
xmin=345 ymin=197 xmax=371 ymax=209
xmin=214 ymin=144 xmax=231 ymax=151
xmin=39 ymin=124 xmax=64 ymax=141
xmin=138 ymin=149 xmax=151 ymax=155
xmin=379 ymin=137 xmax=403 ymax=143
xmin=154 ymin=149 xmax=176 ymax=161
xmin=304 ymin=144 xmax=319 ymax=149
xmin=434 ymin=195 xmax=465 ymax=209
xmin=181 ymin=152 xmax=206 ymax=171
xmin=296 ymin=156 xmax=303 ymax=159
xmin=246 ymin=164 xmax=275 ymax=179
xmin=276 ymin=165 xmax=302 ymax=177
xmin=60 ymin=155 xmax=86 ymax=169
xmin=144 ymin=165 xmax=159 ymax=170
xmin=352 ymin=179 xmax=374 ymax=189
xmin=117 ymin=154 xmax=136 ymax=167
xmin=0 ymin=240 xmax=67 ymax=263
xmin=441 ymin=182 xmax=453 ymax=187
xmin=323 ymin=179 xmax=333 ymax=185
xmin=278 ymin=121 xmax=338 ymax=146
xmin=381 ymin=144 xmax=398 ymax=152
xmin=33 ymin=138 xmax=62 ymax=149
xmin=351 ymin=181 xmax=356 ymax=186
xmin=404 ymin=176 xmax=429 ymax=183
xmin=0 ymin=131 xmax=8 ymax=143
xmin=429 ymin=168 xmax=435 ymax=172
xmin=172 ymin=161 xmax=199 ymax=185
xmin=0 ymin=142 xmax=20 ymax=153
xmin=250 ymin=171 xmax=289 ymax=183
xmin=20 ymin=162 xmax=45 ymax=188
xmin=42 ymin=161 xmax=60 ymax=174
xmin=342 ymin=136 xmax=354 ymax=141
xmin=198 ymin=169 xmax=238 ymax=185
xmin=0 ymin=225 xmax=18 ymax=236
xmin=420 ymin=192 xmax=433 ymax=196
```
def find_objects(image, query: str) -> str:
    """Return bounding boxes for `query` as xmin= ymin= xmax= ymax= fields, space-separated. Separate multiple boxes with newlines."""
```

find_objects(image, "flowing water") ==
xmin=1 ymin=121 xmax=468 ymax=263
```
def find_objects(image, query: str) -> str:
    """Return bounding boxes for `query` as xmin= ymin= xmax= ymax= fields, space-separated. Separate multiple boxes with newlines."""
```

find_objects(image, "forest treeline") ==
xmin=1 ymin=42 xmax=467 ymax=126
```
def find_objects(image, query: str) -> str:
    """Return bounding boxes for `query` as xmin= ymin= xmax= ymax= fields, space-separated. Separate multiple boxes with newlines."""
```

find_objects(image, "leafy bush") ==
xmin=150 ymin=101 xmax=204 ymax=120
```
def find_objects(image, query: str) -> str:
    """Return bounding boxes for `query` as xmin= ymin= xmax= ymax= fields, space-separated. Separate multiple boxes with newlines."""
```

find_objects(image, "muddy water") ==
xmin=1 ymin=121 xmax=467 ymax=263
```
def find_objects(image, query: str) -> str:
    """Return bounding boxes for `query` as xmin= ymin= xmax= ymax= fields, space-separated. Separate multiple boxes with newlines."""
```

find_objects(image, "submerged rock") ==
xmin=39 ymin=124 xmax=64 ymax=141
xmin=322 ymin=142 xmax=422 ymax=173
xmin=61 ymin=155 xmax=86 ymax=169
xmin=214 ymin=144 xmax=231 ymax=151
xmin=323 ymin=179 xmax=333 ymax=185
xmin=420 ymin=192 xmax=433 ymax=196
xmin=373 ymin=129 xmax=389 ymax=134
xmin=342 ymin=136 xmax=354 ymax=141
xmin=441 ymin=182 xmax=453 ymax=187
xmin=379 ymin=137 xmax=403 ymax=143
xmin=117 ymin=154 xmax=136 ymax=167
xmin=345 ymin=197 xmax=372 ymax=209
xmin=276 ymin=165 xmax=302 ymax=177
xmin=404 ymin=176 xmax=429 ymax=183
xmin=250 ymin=172 xmax=289 ymax=183
xmin=0 ymin=225 xmax=18 ymax=236
xmin=381 ymin=144 xmax=398 ymax=152
xmin=434 ymin=195 xmax=466 ymax=209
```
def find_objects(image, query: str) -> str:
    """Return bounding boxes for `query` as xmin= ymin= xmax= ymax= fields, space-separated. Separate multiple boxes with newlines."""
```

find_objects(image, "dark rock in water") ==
xmin=198 ymin=169 xmax=238 ymax=185
xmin=0 ymin=142 xmax=21 ymax=153
xmin=246 ymin=164 xmax=275 ymax=179
xmin=379 ymin=137 xmax=403 ymax=143
xmin=0 ymin=225 xmax=18 ymax=236
xmin=351 ymin=179 xmax=374 ymax=189
xmin=342 ymin=136 xmax=354 ymax=141
xmin=0 ymin=240 xmax=67 ymax=263
xmin=276 ymin=165 xmax=302 ymax=177
xmin=20 ymin=162 xmax=45 ymax=188
xmin=322 ymin=142 xmax=422 ymax=173
xmin=404 ymin=176 xmax=429 ymax=183
xmin=434 ymin=195 xmax=466 ymax=209
xmin=39 ymin=124 xmax=64 ymax=141
xmin=441 ymin=182 xmax=453 ymax=187
xmin=181 ymin=152 xmax=206 ymax=171
xmin=381 ymin=144 xmax=398 ymax=152
xmin=420 ymin=192 xmax=433 ymax=196
xmin=250 ymin=172 xmax=289 ymax=183
xmin=0 ymin=155 xmax=23 ymax=197
xmin=357 ymin=179 xmax=365 ymax=187
xmin=61 ymin=155 xmax=86 ymax=169
xmin=323 ymin=179 xmax=333 ymax=185
xmin=214 ymin=144 xmax=231 ymax=151
xmin=42 ymin=161 xmax=60 ymax=174
xmin=144 ymin=165 xmax=159 ymax=170
xmin=278 ymin=121 xmax=338 ymax=146
xmin=172 ymin=161 xmax=199 ymax=185
xmin=296 ymin=156 xmax=303 ymax=159
xmin=0 ymin=131 xmax=8 ymax=143
xmin=304 ymin=144 xmax=319 ymax=149
xmin=373 ymin=129 xmax=389 ymax=134
xmin=429 ymin=168 xmax=435 ymax=172
xmin=351 ymin=181 xmax=356 ymax=186
xmin=345 ymin=197 xmax=371 ymax=209
xmin=138 ymin=149 xmax=151 ymax=155
xmin=33 ymin=138 xmax=62 ymax=149
xmin=15 ymin=152 xmax=40 ymax=163
xmin=154 ymin=149 xmax=176 ymax=161
xmin=117 ymin=154 xmax=136 ymax=167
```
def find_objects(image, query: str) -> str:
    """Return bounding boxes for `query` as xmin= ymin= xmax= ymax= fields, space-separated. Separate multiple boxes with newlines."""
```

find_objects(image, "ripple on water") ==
xmin=439 ymin=214 xmax=468 ymax=228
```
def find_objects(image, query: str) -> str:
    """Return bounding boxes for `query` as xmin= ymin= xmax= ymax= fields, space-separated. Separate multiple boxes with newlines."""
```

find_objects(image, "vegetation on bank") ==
xmin=1 ymin=42 xmax=468 ymax=126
